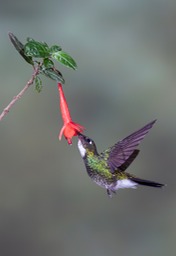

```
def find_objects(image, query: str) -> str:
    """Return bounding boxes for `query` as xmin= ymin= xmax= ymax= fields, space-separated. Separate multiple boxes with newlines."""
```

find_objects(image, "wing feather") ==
xmin=101 ymin=120 xmax=156 ymax=173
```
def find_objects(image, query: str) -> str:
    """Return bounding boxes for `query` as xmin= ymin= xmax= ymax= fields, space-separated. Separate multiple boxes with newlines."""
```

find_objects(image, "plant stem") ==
xmin=0 ymin=65 xmax=40 ymax=121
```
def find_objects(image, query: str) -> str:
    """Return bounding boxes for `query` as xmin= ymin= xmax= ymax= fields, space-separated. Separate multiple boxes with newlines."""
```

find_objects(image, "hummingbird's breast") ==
xmin=85 ymin=155 xmax=116 ymax=189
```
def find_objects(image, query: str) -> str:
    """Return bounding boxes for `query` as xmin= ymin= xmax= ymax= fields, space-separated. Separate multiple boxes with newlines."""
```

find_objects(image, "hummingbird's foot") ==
xmin=107 ymin=189 xmax=116 ymax=198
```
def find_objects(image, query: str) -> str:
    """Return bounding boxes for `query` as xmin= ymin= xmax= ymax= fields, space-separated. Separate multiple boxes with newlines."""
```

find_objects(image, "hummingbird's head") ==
xmin=77 ymin=133 xmax=98 ymax=158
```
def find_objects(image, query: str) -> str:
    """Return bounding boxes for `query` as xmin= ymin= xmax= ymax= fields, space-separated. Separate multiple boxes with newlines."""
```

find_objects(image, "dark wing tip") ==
xmin=146 ymin=119 xmax=157 ymax=128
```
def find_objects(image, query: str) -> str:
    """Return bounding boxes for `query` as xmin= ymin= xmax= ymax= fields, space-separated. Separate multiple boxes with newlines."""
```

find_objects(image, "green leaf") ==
xmin=24 ymin=40 xmax=50 ymax=58
xmin=26 ymin=37 xmax=36 ymax=43
xmin=51 ymin=51 xmax=77 ymax=70
xmin=35 ymin=76 xmax=43 ymax=93
xmin=27 ymin=38 xmax=49 ymax=49
xmin=49 ymin=45 xmax=62 ymax=53
xmin=8 ymin=32 xmax=34 ymax=65
xmin=43 ymin=58 xmax=54 ymax=69
xmin=40 ymin=66 xmax=65 ymax=84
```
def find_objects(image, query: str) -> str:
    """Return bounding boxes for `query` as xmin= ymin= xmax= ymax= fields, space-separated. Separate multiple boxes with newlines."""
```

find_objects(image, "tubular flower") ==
xmin=58 ymin=83 xmax=85 ymax=144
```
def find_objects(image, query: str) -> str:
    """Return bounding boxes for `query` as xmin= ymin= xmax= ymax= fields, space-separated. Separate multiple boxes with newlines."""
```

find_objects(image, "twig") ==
xmin=0 ymin=65 xmax=40 ymax=121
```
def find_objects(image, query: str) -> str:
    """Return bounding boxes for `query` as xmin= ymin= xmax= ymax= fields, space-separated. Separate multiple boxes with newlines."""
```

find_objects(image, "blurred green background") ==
xmin=0 ymin=0 xmax=176 ymax=256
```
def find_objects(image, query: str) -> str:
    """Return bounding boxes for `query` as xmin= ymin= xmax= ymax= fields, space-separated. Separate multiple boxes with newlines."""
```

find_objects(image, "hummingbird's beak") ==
xmin=77 ymin=133 xmax=87 ymax=144
xmin=77 ymin=132 xmax=85 ymax=139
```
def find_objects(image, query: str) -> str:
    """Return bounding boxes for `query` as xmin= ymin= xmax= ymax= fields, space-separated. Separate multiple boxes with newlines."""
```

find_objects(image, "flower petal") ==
xmin=68 ymin=122 xmax=85 ymax=133
xmin=57 ymin=82 xmax=85 ymax=144
xmin=58 ymin=124 xmax=67 ymax=140
xmin=59 ymin=122 xmax=85 ymax=144
xmin=58 ymin=83 xmax=72 ymax=124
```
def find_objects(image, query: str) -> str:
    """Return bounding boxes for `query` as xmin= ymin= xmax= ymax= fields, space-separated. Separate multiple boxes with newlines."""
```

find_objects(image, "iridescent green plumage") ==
xmin=77 ymin=120 xmax=164 ymax=197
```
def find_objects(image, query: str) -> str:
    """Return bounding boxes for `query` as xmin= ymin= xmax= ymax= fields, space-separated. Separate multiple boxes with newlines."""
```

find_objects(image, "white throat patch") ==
xmin=78 ymin=140 xmax=86 ymax=158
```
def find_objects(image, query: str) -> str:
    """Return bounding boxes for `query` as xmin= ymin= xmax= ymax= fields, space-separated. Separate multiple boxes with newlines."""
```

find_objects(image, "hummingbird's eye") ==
xmin=86 ymin=138 xmax=92 ymax=144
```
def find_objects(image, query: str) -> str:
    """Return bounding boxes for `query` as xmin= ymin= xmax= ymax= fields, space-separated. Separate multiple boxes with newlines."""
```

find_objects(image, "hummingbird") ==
xmin=77 ymin=120 xmax=164 ymax=197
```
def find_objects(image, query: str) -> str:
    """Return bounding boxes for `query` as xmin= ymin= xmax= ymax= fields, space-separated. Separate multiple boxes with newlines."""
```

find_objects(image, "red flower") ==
xmin=58 ymin=83 xmax=85 ymax=144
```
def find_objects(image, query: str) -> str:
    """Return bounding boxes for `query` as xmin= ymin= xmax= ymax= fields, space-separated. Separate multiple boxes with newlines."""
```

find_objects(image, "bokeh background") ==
xmin=0 ymin=0 xmax=176 ymax=255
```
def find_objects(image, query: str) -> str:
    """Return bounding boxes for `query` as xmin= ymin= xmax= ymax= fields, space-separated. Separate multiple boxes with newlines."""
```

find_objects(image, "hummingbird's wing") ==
xmin=100 ymin=120 xmax=156 ymax=173
xmin=119 ymin=149 xmax=139 ymax=171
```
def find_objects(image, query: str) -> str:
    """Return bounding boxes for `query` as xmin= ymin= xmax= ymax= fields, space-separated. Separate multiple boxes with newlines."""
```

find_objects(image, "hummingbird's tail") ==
xmin=129 ymin=177 xmax=165 ymax=188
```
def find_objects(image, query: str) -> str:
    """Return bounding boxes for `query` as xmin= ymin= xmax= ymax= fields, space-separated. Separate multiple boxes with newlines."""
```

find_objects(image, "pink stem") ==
xmin=0 ymin=66 xmax=40 ymax=121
